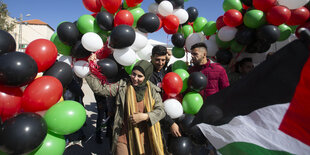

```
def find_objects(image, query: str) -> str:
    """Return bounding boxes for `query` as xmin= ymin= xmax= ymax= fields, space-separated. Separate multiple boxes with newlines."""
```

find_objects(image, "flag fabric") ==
xmin=192 ymin=39 xmax=310 ymax=154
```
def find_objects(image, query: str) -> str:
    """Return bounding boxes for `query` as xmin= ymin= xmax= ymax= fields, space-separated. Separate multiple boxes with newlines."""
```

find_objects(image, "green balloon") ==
xmin=28 ymin=132 xmax=65 ymax=155
xmin=44 ymin=100 xmax=86 ymax=135
xmin=98 ymin=30 xmax=111 ymax=43
xmin=0 ymin=151 xmax=7 ymax=155
xmin=172 ymin=60 xmax=188 ymax=71
xmin=77 ymin=14 xmax=100 ymax=34
xmin=124 ymin=59 xmax=139 ymax=75
xmin=172 ymin=47 xmax=185 ymax=58
xmin=50 ymin=32 xmax=57 ymax=42
xmin=244 ymin=9 xmax=266 ymax=29
xmin=289 ymin=25 xmax=298 ymax=34
xmin=182 ymin=25 xmax=194 ymax=38
xmin=173 ymin=69 xmax=189 ymax=93
xmin=216 ymin=34 xmax=232 ymax=49
xmin=53 ymin=35 xmax=72 ymax=56
xmin=193 ymin=17 xmax=208 ymax=32
xmin=128 ymin=7 xmax=145 ymax=28
xmin=223 ymin=0 xmax=243 ymax=12
xmin=230 ymin=40 xmax=245 ymax=53
xmin=182 ymin=92 xmax=203 ymax=114
xmin=203 ymin=21 xmax=217 ymax=36
xmin=278 ymin=24 xmax=292 ymax=41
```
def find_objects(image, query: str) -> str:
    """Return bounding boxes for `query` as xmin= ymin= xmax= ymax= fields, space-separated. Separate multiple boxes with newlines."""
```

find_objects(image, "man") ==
xmin=189 ymin=42 xmax=230 ymax=99
xmin=164 ymin=49 xmax=173 ymax=73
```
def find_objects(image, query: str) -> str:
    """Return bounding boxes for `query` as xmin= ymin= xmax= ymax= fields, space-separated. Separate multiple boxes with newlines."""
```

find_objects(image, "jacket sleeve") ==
xmin=85 ymin=74 xmax=119 ymax=97
xmin=160 ymin=114 xmax=175 ymax=128
xmin=219 ymin=67 xmax=230 ymax=90
xmin=147 ymin=84 xmax=166 ymax=126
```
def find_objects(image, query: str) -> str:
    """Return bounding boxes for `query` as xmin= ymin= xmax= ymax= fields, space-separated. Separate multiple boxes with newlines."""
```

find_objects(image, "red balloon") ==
xmin=156 ymin=14 xmax=164 ymax=32
xmin=216 ymin=16 xmax=226 ymax=30
xmin=83 ymin=0 xmax=102 ymax=12
xmin=286 ymin=7 xmax=310 ymax=26
xmin=114 ymin=10 xmax=134 ymax=27
xmin=253 ymin=0 xmax=276 ymax=12
xmin=162 ymin=72 xmax=183 ymax=97
xmin=0 ymin=85 xmax=23 ymax=121
xmin=163 ymin=15 xmax=180 ymax=31
xmin=22 ymin=76 xmax=63 ymax=112
xmin=91 ymin=12 xmax=98 ymax=18
xmin=25 ymin=39 xmax=57 ymax=72
xmin=163 ymin=93 xmax=183 ymax=103
xmin=242 ymin=4 xmax=250 ymax=10
xmin=223 ymin=9 xmax=243 ymax=27
xmin=126 ymin=0 xmax=143 ymax=8
xmin=267 ymin=5 xmax=291 ymax=26
xmin=100 ymin=0 xmax=122 ymax=14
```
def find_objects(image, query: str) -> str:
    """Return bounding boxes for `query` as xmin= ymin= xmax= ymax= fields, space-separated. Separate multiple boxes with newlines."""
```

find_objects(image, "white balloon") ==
xmin=73 ymin=60 xmax=90 ymax=78
xmin=158 ymin=1 xmax=173 ymax=16
xmin=164 ymin=99 xmax=183 ymax=119
xmin=204 ymin=39 xmax=219 ymax=57
xmin=218 ymin=26 xmax=238 ymax=42
xmin=148 ymin=3 xmax=159 ymax=14
xmin=131 ymin=30 xmax=148 ymax=51
xmin=185 ymin=32 xmax=205 ymax=50
xmin=209 ymin=34 xmax=217 ymax=42
xmin=113 ymin=48 xmax=138 ymax=66
xmin=136 ymin=43 xmax=153 ymax=61
xmin=81 ymin=32 xmax=103 ymax=52
xmin=173 ymin=9 xmax=189 ymax=24
xmin=57 ymin=55 xmax=72 ymax=66
xmin=278 ymin=0 xmax=309 ymax=9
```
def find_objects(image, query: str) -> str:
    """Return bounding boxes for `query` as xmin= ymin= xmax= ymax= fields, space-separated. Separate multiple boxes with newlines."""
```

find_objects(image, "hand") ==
xmin=170 ymin=123 xmax=182 ymax=137
xmin=129 ymin=113 xmax=149 ymax=125
xmin=88 ymin=53 xmax=97 ymax=62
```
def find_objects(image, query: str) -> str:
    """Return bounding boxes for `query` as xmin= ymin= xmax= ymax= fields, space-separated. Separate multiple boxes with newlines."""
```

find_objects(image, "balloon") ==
xmin=223 ymin=9 xmax=243 ymax=27
xmin=113 ymin=48 xmax=137 ymax=66
xmin=295 ymin=22 xmax=310 ymax=38
xmin=96 ymin=11 xmax=114 ymax=31
xmin=235 ymin=26 xmax=256 ymax=45
xmin=203 ymin=21 xmax=217 ymax=36
xmin=25 ymin=39 xmax=58 ymax=72
xmin=218 ymin=26 xmax=238 ymax=42
xmin=81 ymin=32 xmax=103 ymax=52
xmin=245 ymin=39 xmax=271 ymax=53
xmin=216 ymin=34 xmax=232 ymax=49
xmin=109 ymin=25 xmax=135 ymax=49
xmin=114 ymin=10 xmax=134 ymax=27
xmin=162 ymin=72 xmax=183 ymax=97
xmin=0 ymin=30 xmax=16 ymax=55
xmin=99 ymin=0 xmax=121 ymax=14
xmin=44 ymin=100 xmax=86 ymax=135
xmin=73 ymin=60 xmax=90 ymax=78
xmin=164 ymin=99 xmax=183 ymax=119
xmin=181 ymin=25 xmax=194 ymax=38
xmin=83 ymin=0 xmax=102 ymax=12
xmin=193 ymin=17 xmax=207 ymax=32
xmin=185 ymin=33 xmax=205 ymax=50
xmin=71 ymin=41 xmax=92 ymax=58
xmin=241 ymin=0 xmax=252 ymax=6
xmin=0 ymin=113 xmax=47 ymax=155
xmin=243 ymin=9 xmax=266 ymax=29
xmin=0 ymin=52 xmax=37 ymax=87
xmin=216 ymin=15 xmax=226 ymax=30
xmin=131 ymin=30 xmax=148 ymax=51
xmin=204 ymin=39 xmax=219 ymax=56
xmin=182 ymin=92 xmax=203 ymax=114
xmin=223 ymin=0 xmax=243 ymax=12
xmin=128 ymin=7 xmax=145 ymax=27
xmin=186 ymin=7 xmax=198 ymax=22
xmin=169 ymin=137 xmax=193 ymax=155
xmin=155 ymin=0 xmax=164 ymax=4
xmin=266 ymin=6 xmax=291 ymax=26
xmin=173 ymin=8 xmax=188 ymax=24
xmin=188 ymin=72 xmax=207 ymax=92
xmin=253 ymin=0 xmax=276 ymax=12
xmin=158 ymin=1 xmax=173 ymax=16
xmin=43 ymin=61 xmax=73 ymax=87
xmin=286 ymin=7 xmax=310 ymax=26
xmin=169 ymin=0 xmax=184 ymax=8
xmin=173 ymin=68 xmax=189 ymax=93
xmin=216 ymin=49 xmax=233 ymax=65
xmin=0 ymin=86 xmax=22 ymax=121
xmin=126 ymin=0 xmax=143 ymax=7
xmin=230 ymin=39 xmax=246 ymax=53
xmin=172 ymin=47 xmax=185 ymax=58
xmin=97 ymin=58 xmax=119 ymax=79
xmin=57 ymin=55 xmax=72 ymax=66
xmin=171 ymin=33 xmax=185 ymax=48
xmin=137 ymin=13 xmax=160 ymax=33
xmin=136 ymin=43 xmax=153 ymax=61
xmin=278 ymin=24 xmax=292 ymax=41
xmin=257 ymin=25 xmax=280 ymax=43
xmin=172 ymin=60 xmax=188 ymax=71
xmin=53 ymin=35 xmax=72 ymax=56
xmin=77 ymin=14 xmax=100 ymax=34
xmin=57 ymin=22 xmax=80 ymax=46
xmin=28 ymin=132 xmax=65 ymax=155
xmin=178 ymin=114 xmax=195 ymax=134
xmin=163 ymin=14 xmax=180 ymax=32
xmin=278 ymin=0 xmax=310 ymax=10
xmin=163 ymin=25 xmax=178 ymax=34
xmin=148 ymin=3 xmax=159 ymax=14
xmin=50 ymin=32 xmax=57 ymax=42
xmin=124 ymin=59 xmax=139 ymax=75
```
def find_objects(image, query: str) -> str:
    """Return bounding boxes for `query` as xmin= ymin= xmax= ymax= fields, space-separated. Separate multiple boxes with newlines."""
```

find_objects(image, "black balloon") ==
xmin=0 ymin=52 xmax=38 ymax=87
xmin=169 ymin=0 xmax=184 ymax=8
xmin=235 ymin=26 xmax=256 ymax=45
xmin=97 ymin=58 xmax=119 ymax=79
xmin=171 ymin=33 xmax=185 ymax=48
xmin=71 ymin=41 xmax=91 ymax=58
xmin=257 ymin=25 xmax=280 ymax=44
xmin=155 ymin=0 xmax=164 ymax=4
xmin=137 ymin=13 xmax=160 ymax=33
xmin=188 ymin=72 xmax=207 ymax=92
xmin=186 ymin=7 xmax=199 ymax=23
xmin=188 ymin=125 xmax=208 ymax=145
xmin=241 ymin=0 xmax=253 ymax=6
xmin=0 ymin=113 xmax=47 ymax=155
xmin=216 ymin=49 xmax=233 ymax=65
xmin=43 ymin=61 xmax=73 ymax=87
xmin=109 ymin=25 xmax=136 ymax=49
xmin=169 ymin=137 xmax=193 ymax=155
xmin=178 ymin=114 xmax=195 ymax=135
xmin=96 ymin=11 xmax=114 ymax=31
xmin=246 ymin=39 xmax=271 ymax=53
xmin=0 ymin=30 xmax=16 ymax=55
xmin=57 ymin=22 xmax=80 ymax=46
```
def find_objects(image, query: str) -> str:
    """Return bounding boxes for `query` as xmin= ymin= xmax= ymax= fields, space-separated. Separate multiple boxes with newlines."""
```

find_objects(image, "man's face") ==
xmin=240 ymin=62 xmax=254 ymax=74
xmin=166 ymin=50 xmax=172 ymax=62
xmin=151 ymin=54 xmax=166 ymax=71
xmin=191 ymin=48 xmax=206 ymax=65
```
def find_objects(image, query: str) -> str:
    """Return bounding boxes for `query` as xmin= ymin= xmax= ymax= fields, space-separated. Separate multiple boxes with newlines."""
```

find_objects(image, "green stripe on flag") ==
xmin=219 ymin=142 xmax=292 ymax=155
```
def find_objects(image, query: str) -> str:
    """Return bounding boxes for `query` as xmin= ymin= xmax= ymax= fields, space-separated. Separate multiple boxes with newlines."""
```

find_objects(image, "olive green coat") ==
xmin=85 ymin=75 xmax=166 ymax=154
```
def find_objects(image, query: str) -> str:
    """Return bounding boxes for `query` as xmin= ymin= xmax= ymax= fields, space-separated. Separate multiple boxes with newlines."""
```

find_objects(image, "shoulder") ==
xmin=211 ymin=63 xmax=226 ymax=71
xmin=148 ymin=81 xmax=161 ymax=93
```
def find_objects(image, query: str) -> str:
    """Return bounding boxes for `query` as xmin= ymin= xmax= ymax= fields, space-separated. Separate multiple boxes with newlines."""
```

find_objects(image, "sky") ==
xmin=3 ymin=0 xmax=224 ymax=43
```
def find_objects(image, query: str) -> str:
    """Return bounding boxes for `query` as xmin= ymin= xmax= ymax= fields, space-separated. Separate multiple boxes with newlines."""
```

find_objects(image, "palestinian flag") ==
xmin=192 ymin=38 xmax=310 ymax=154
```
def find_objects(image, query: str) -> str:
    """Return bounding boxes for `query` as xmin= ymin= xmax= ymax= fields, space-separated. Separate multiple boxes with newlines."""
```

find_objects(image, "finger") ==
xmin=177 ymin=131 xmax=182 ymax=137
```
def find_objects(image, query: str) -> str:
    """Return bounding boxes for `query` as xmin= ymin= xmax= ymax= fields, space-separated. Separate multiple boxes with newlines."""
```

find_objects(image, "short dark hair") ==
xmin=239 ymin=57 xmax=253 ymax=67
xmin=152 ymin=45 xmax=167 ymax=56
xmin=190 ymin=42 xmax=207 ymax=51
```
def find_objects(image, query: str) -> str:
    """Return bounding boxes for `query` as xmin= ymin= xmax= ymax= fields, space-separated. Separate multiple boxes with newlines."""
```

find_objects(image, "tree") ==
xmin=0 ymin=1 xmax=15 ymax=32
